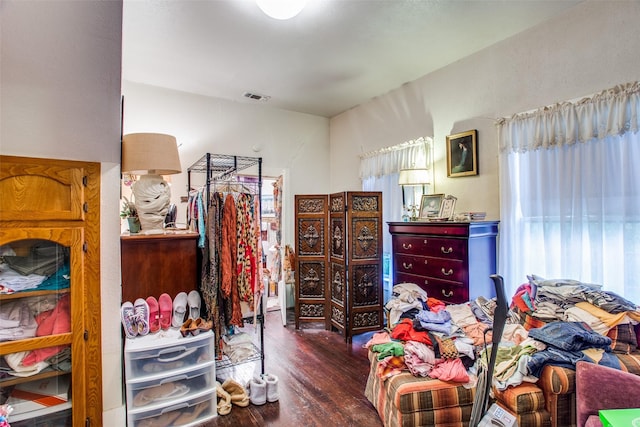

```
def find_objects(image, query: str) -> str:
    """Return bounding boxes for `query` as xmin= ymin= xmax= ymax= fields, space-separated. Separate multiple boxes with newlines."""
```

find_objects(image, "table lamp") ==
xmin=398 ymin=167 xmax=430 ymax=221
xmin=122 ymin=133 xmax=182 ymax=232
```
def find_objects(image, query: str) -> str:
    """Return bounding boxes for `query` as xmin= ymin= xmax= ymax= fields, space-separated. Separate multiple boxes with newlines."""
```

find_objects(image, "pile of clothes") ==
xmin=369 ymin=278 xmax=640 ymax=391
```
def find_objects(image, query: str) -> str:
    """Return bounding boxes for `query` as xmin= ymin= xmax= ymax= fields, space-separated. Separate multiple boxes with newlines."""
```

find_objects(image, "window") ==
xmin=498 ymin=83 xmax=640 ymax=302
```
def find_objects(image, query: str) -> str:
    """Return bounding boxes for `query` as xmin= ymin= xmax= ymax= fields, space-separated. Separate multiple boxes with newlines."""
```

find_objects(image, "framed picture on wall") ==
xmin=419 ymin=194 xmax=444 ymax=219
xmin=446 ymin=130 xmax=478 ymax=177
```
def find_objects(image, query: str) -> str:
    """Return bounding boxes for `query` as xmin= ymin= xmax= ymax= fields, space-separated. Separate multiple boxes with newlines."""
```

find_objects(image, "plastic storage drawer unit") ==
xmin=124 ymin=329 xmax=216 ymax=427
xmin=125 ymin=330 xmax=214 ymax=378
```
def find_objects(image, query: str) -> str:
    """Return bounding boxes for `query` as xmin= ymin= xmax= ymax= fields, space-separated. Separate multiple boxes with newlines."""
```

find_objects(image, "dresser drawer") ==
xmin=125 ymin=330 xmax=214 ymax=379
xmin=394 ymin=272 xmax=469 ymax=304
xmin=393 ymin=235 xmax=467 ymax=259
xmin=394 ymin=254 xmax=466 ymax=282
xmin=127 ymin=388 xmax=216 ymax=427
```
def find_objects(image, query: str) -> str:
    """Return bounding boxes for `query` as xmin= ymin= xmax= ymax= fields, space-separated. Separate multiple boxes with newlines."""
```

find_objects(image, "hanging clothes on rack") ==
xmin=187 ymin=153 xmax=265 ymax=375
xmin=186 ymin=187 xmax=207 ymax=248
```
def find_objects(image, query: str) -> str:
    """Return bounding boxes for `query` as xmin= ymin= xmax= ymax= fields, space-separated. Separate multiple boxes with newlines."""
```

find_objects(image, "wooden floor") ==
xmin=201 ymin=309 xmax=383 ymax=427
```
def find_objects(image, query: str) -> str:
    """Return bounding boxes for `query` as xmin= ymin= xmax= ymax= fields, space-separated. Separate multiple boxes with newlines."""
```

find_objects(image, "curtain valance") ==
xmin=498 ymin=81 xmax=640 ymax=154
xmin=359 ymin=137 xmax=432 ymax=180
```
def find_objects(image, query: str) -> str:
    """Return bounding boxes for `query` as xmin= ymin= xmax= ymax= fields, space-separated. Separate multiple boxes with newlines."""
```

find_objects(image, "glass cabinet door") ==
xmin=0 ymin=230 xmax=81 ymax=426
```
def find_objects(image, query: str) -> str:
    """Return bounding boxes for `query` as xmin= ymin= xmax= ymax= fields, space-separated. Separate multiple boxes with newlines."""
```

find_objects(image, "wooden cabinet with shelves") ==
xmin=0 ymin=155 xmax=101 ymax=426
xmin=388 ymin=221 xmax=499 ymax=304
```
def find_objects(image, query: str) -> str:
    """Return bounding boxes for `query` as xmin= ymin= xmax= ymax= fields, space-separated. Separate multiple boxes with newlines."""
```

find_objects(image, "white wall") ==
xmin=329 ymin=1 xmax=640 ymax=222
xmin=121 ymin=81 xmax=330 ymax=244
xmin=1 ymin=1 xmax=125 ymax=424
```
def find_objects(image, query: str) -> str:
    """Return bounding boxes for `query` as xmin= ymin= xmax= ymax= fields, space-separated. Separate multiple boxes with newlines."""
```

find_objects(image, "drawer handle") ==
xmin=402 ymin=262 xmax=413 ymax=270
xmin=423 ymin=259 xmax=428 ymax=265
xmin=441 ymin=289 xmax=453 ymax=298
xmin=157 ymin=346 xmax=198 ymax=362
xmin=423 ymin=279 xmax=429 ymax=285
xmin=441 ymin=268 xmax=454 ymax=276
xmin=423 ymin=239 xmax=428 ymax=245
xmin=161 ymin=374 xmax=188 ymax=385
xmin=402 ymin=243 xmax=412 ymax=250
xmin=441 ymin=246 xmax=453 ymax=254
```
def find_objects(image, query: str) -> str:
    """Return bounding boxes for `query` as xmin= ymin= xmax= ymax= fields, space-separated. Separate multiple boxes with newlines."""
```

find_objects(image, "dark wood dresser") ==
xmin=120 ymin=231 xmax=199 ymax=303
xmin=388 ymin=221 xmax=499 ymax=304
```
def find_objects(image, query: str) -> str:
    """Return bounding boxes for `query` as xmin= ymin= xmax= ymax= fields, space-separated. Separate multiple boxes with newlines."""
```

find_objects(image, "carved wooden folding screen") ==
xmin=294 ymin=194 xmax=330 ymax=329
xmin=296 ymin=191 xmax=383 ymax=341
xmin=329 ymin=192 xmax=383 ymax=341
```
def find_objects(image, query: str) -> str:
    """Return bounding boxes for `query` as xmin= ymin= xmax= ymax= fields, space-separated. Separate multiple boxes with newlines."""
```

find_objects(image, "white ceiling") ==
xmin=122 ymin=0 xmax=582 ymax=118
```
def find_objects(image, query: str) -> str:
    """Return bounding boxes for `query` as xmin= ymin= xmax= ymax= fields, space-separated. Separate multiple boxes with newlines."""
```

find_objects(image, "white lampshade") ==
xmin=122 ymin=133 xmax=181 ymax=232
xmin=398 ymin=168 xmax=430 ymax=186
xmin=256 ymin=0 xmax=307 ymax=20
xmin=122 ymin=133 xmax=182 ymax=175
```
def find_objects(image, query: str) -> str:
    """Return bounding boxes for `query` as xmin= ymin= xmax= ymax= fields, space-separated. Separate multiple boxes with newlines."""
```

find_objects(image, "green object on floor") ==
xmin=599 ymin=408 xmax=640 ymax=427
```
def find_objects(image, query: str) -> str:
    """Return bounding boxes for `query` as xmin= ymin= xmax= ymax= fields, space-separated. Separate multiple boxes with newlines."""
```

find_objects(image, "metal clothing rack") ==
xmin=187 ymin=153 xmax=262 ymax=205
xmin=187 ymin=153 xmax=265 ymax=375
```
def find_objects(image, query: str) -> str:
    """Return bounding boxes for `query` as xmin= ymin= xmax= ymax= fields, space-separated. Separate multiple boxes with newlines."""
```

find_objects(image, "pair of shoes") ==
xmin=180 ymin=318 xmax=213 ymax=337
xmin=172 ymin=290 xmax=201 ymax=327
xmin=246 ymin=374 xmax=278 ymax=405
xmin=215 ymin=381 xmax=232 ymax=416
xmin=145 ymin=293 xmax=172 ymax=332
xmin=221 ymin=378 xmax=250 ymax=407
xmin=121 ymin=299 xmax=150 ymax=338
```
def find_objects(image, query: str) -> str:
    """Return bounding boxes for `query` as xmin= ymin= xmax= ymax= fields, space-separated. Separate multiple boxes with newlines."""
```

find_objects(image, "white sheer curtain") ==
xmin=360 ymin=136 xmax=433 ymax=229
xmin=498 ymin=82 xmax=640 ymax=301
xmin=360 ymin=137 xmax=433 ymax=301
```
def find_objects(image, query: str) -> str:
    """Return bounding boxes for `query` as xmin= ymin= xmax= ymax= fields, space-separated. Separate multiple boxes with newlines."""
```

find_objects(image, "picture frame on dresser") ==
xmin=419 ymin=193 xmax=444 ymax=219
xmin=446 ymin=129 xmax=478 ymax=177
xmin=438 ymin=195 xmax=457 ymax=220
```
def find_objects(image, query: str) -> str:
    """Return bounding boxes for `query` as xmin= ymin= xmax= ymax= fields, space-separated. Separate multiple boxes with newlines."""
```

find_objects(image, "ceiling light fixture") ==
xmin=256 ymin=0 xmax=307 ymax=20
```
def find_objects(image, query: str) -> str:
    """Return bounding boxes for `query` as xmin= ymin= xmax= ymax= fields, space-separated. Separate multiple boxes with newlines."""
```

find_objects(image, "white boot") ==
xmin=263 ymin=373 xmax=279 ymax=402
xmin=247 ymin=376 xmax=267 ymax=406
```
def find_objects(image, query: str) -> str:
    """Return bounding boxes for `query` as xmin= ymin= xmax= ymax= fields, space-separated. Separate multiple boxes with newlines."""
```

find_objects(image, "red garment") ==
xmin=22 ymin=294 xmax=71 ymax=366
xmin=220 ymin=194 xmax=237 ymax=298
xmin=390 ymin=318 xmax=432 ymax=346
xmin=427 ymin=297 xmax=447 ymax=312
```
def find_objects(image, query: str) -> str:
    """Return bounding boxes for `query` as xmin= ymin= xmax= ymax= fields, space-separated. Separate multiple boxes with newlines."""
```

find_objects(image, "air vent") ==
xmin=243 ymin=92 xmax=271 ymax=102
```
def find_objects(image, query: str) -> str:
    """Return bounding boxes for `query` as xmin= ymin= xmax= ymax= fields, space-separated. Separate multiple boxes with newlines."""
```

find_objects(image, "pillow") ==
xmin=606 ymin=323 xmax=638 ymax=354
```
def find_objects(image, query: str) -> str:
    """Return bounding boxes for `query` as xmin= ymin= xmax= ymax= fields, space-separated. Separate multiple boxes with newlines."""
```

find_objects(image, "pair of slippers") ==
xmin=172 ymin=290 xmax=202 ymax=328
xmin=246 ymin=374 xmax=279 ymax=405
xmin=215 ymin=378 xmax=250 ymax=415
xmin=145 ymin=293 xmax=173 ymax=333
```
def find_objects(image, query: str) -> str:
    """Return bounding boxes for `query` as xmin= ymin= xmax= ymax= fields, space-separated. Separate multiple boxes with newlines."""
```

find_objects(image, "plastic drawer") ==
xmin=124 ymin=329 xmax=214 ymax=379
xmin=127 ymin=389 xmax=216 ymax=427
xmin=126 ymin=361 xmax=215 ymax=410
